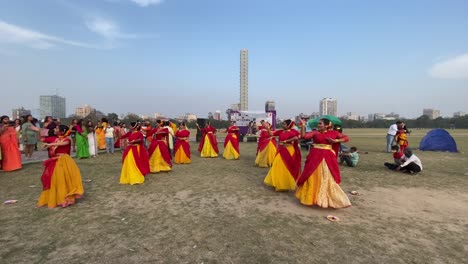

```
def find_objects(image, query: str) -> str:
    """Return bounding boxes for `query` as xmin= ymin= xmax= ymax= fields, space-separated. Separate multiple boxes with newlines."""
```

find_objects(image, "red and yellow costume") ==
xmin=37 ymin=137 xmax=84 ymax=208
xmin=120 ymin=131 xmax=150 ymax=184
xmin=263 ymin=129 xmax=301 ymax=191
xmin=174 ymin=129 xmax=191 ymax=164
xmin=223 ymin=125 xmax=240 ymax=160
xmin=295 ymin=130 xmax=351 ymax=208
xmin=255 ymin=126 xmax=277 ymax=167
xmin=198 ymin=126 xmax=219 ymax=158
xmin=147 ymin=127 xmax=172 ymax=173
xmin=395 ymin=129 xmax=408 ymax=154
xmin=0 ymin=126 xmax=22 ymax=171
xmin=96 ymin=122 xmax=107 ymax=150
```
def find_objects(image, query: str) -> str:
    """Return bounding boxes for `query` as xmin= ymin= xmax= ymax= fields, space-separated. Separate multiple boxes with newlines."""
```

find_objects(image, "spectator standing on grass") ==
xmin=105 ymin=123 xmax=116 ymax=154
xmin=15 ymin=118 xmax=23 ymax=153
xmin=386 ymin=120 xmax=403 ymax=152
xmin=69 ymin=119 xmax=77 ymax=153
xmin=21 ymin=115 xmax=40 ymax=160
xmin=86 ymin=120 xmax=97 ymax=157
xmin=339 ymin=146 xmax=359 ymax=167
xmin=119 ymin=123 xmax=128 ymax=153
xmin=0 ymin=115 xmax=22 ymax=171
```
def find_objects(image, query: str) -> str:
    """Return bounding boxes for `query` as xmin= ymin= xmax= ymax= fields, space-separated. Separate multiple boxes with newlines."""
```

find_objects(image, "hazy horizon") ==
xmin=1 ymin=0 xmax=467 ymax=119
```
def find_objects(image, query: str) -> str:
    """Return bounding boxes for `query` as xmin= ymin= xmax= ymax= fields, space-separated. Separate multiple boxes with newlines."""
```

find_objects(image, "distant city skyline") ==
xmin=1 ymin=0 xmax=467 ymax=119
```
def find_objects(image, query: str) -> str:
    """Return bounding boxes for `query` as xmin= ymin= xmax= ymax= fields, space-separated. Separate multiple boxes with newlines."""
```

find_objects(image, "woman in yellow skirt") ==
xmin=37 ymin=125 xmax=84 ymax=208
xmin=264 ymin=120 xmax=301 ymax=191
xmin=255 ymin=121 xmax=277 ymax=167
xmin=223 ymin=121 xmax=240 ymax=160
xmin=120 ymin=122 xmax=150 ymax=185
xmin=295 ymin=118 xmax=351 ymax=208
xmin=174 ymin=122 xmax=191 ymax=164
xmin=196 ymin=121 xmax=219 ymax=158
xmin=147 ymin=121 xmax=172 ymax=173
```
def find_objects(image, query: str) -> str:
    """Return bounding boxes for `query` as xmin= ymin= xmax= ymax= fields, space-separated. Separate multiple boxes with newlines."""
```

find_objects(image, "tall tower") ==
xmin=319 ymin=98 xmax=338 ymax=116
xmin=240 ymin=49 xmax=248 ymax=111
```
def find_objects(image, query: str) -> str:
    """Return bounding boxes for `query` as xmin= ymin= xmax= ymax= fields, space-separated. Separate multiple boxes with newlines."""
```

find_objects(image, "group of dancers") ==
xmin=31 ymin=117 xmax=351 ymax=209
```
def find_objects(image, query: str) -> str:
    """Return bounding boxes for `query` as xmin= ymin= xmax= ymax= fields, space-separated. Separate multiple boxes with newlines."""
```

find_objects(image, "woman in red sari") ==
xmin=147 ymin=121 xmax=172 ymax=173
xmin=196 ymin=121 xmax=219 ymax=158
xmin=37 ymin=125 xmax=84 ymax=208
xmin=0 ymin=116 xmax=22 ymax=171
xmin=295 ymin=118 xmax=351 ymax=208
xmin=255 ymin=121 xmax=277 ymax=167
xmin=223 ymin=121 xmax=240 ymax=160
xmin=120 ymin=122 xmax=150 ymax=185
xmin=174 ymin=122 xmax=191 ymax=164
xmin=263 ymin=119 xmax=301 ymax=191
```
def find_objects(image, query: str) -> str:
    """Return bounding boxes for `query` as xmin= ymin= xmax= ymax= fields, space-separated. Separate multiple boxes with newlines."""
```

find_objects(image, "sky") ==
xmin=1 ymin=0 xmax=467 ymax=119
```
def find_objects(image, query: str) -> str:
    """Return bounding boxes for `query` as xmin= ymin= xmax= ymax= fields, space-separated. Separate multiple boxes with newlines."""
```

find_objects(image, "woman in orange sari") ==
xmin=255 ymin=121 xmax=277 ymax=167
xmin=0 ymin=116 xmax=22 ymax=171
xmin=223 ymin=121 xmax=240 ymax=160
xmin=295 ymin=118 xmax=351 ymax=209
xmin=96 ymin=118 xmax=107 ymax=150
xmin=196 ymin=121 xmax=218 ymax=158
xmin=37 ymin=125 xmax=84 ymax=208
xmin=174 ymin=122 xmax=191 ymax=164
xmin=147 ymin=121 xmax=172 ymax=173
xmin=263 ymin=119 xmax=301 ymax=191
xmin=120 ymin=122 xmax=150 ymax=185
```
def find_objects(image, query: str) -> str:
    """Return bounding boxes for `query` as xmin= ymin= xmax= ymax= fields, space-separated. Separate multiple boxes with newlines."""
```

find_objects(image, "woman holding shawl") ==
xmin=147 ymin=121 xmax=172 ymax=173
xmin=295 ymin=118 xmax=351 ymax=208
xmin=120 ymin=122 xmax=150 ymax=185
xmin=263 ymin=119 xmax=301 ymax=191
xmin=222 ymin=121 xmax=240 ymax=160
xmin=255 ymin=121 xmax=277 ymax=167
xmin=174 ymin=122 xmax=191 ymax=164
xmin=196 ymin=121 xmax=219 ymax=158
xmin=37 ymin=125 xmax=84 ymax=208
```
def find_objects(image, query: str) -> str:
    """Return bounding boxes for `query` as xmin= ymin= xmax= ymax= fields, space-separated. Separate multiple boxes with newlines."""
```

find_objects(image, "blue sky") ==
xmin=1 ymin=0 xmax=467 ymax=119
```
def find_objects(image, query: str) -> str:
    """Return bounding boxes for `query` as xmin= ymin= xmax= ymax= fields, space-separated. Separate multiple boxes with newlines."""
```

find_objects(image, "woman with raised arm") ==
xmin=37 ymin=125 xmax=84 ymax=208
xmin=196 ymin=121 xmax=219 ymax=158
xmin=119 ymin=122 xmax=150 ymax=185
xmin=255 ymin=120 xmax=277 ymax=167
xmin=174 ymin=122 xmax=191 ymax=164
xmin=263 ymin=119 xmax=301 ymax=191
xmin=222 ymin=121 xmax=240 ymax=160
xmin=295 ymin=118 xmax=351 ymax=208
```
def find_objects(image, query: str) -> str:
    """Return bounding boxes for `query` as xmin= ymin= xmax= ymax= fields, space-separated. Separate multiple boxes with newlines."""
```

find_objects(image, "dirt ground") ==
xmin=0 ymin=129 xmax=467 ymax=263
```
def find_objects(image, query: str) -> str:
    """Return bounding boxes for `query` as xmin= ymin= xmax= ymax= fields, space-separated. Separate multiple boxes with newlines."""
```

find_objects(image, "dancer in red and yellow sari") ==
xmin=196 ymin=121 xmax=219 ymax=158
xmin=0 ymin=116 xmax=22 ymax=171
xmin=255 ymin=121 xmax=277 ymax=167
xmin=120 ymin=122 xmax=150 ymax=185
xmin=264 ymin=120 xmax=301 ymax=191
xmin=295 ymin=118 xmax=351 ymax=208
xmin=174 ymin=122 xmax=191 ymax=164
xmin=223 ymin=121 xmax=240 ymax=160
xmin=37 ymin=125 xmax=84 ymax=208
xmin=147 ymin=121 xmax=172 ymax=173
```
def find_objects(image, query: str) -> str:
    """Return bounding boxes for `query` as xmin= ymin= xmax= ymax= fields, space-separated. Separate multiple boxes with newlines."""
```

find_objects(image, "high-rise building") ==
xmin=345 ymin=112 xmax=360 ymax=121
xmin=453 ymin=111 xmax=466 ymax=117
xmin=75 ymin=104 xmax=94 ymax=118
xmin=265 ymin=100 xmax=275 ymax=112
xmin=240 ymin=49 xmax=248 ymax=111
xmin=40 ymin=95 xmax=66 ymax=119
xmin=423 ymin=109 xmax=441 ymax=119
xmin=12 ymin=107 xmax=31 ymax=120
xmin=214 ymin=110 xmax=222 ymax=121
xmin=319 ymin=98 xmax=337 ymax=116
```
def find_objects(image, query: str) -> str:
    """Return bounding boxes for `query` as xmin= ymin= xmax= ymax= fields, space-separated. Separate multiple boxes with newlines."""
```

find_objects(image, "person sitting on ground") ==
xmin=384 ymin=145 xmax=403 ymax=170
xmin=396 ymin=148 xmax=422 ymax=174
xmin=339 ymin=146 xmax=359 ymax=167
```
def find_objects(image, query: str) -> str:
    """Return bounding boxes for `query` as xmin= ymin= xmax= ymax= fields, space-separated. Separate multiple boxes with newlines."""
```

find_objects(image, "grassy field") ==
xmin=0 ymin=129 xmax=467 ymax=263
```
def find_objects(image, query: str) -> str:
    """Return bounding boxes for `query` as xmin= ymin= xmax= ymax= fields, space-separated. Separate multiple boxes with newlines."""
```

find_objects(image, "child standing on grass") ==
xmin=339 ymin=146 xmax=359 ymax=167
xmin=395 ymin=128 xmax=408 ymax=154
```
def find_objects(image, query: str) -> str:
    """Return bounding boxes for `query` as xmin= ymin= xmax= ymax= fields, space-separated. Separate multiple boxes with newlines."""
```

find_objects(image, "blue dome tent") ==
xmin=419 ymin=129 xmax=458 ymax=152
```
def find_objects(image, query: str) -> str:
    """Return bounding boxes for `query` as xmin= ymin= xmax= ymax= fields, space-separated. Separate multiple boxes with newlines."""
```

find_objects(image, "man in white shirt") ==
xmin=386 ymin=120 xmax=403 ymax=152
xmin=397 ymin=148 xmax=422 ymax=174
xmin=105 ymin=124 xmax=116 ymax=154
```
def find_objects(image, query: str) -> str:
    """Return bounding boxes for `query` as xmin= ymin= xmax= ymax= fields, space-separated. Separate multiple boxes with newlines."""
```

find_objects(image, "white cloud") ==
xmin=130 ymin=0 xmax=164 ymax=7
xmin=85 ymin=16 xmax=136 ymax=39
xmin=0 ymin=20 xmax=94 ymax=49
xmin=429 ymin=53 xmax=468 ymax=79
